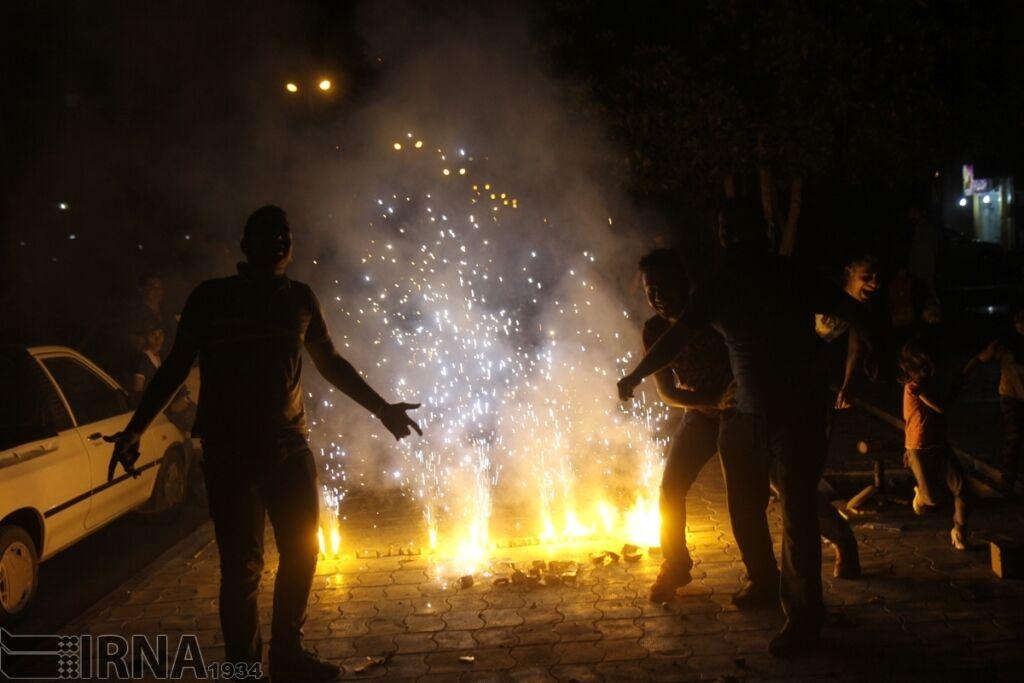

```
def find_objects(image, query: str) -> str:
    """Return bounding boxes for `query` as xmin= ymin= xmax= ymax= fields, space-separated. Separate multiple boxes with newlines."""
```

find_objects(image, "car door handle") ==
xmin=13 ymin=440 xmax=57 ymax=459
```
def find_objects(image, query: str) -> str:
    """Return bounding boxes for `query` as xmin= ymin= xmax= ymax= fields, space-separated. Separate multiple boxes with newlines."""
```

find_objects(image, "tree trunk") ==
xmin=758 ymin=165 xmax=776 ymax=246
xmin=723 ymin=172 xmax=736 ymax=199
xmin=778 ymin=176 xmax=803 ymax=255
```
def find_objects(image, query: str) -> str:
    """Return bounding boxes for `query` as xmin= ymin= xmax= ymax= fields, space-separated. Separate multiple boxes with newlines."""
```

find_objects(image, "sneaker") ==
xmin=731 ymin=581 xmax=779 ymax=610
xmin=649 ymin=565 xmax=692 ymax=602
xmin=833 ymin=541 xmax=862 ymax=580
xmin=269 ymin=648 xmax=340 ymax=682
xmin=911 ymin=486 xmax=926 ymax=516
xmin=950 ymin=526 xmax=967 ymax=551
xmin=768 ymin=621 xmax=821 ymax=658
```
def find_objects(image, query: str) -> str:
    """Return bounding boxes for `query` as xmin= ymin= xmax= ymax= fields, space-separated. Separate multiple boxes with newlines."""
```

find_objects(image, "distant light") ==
xmin=442 ymin=168 xmax=450 ymax=176
xmin=414 ymin=140 xmax=423 ymax=149
xmin=184 ymin=234 xmax=191 ymax=240
xmin=458 ymin=168 xmax=466 ymax=175
xmin=983 ymin=195 xmax=991 ymax=204
xmin=68 ymin=234 xmax=76 ymax=240
xmin=958 ymin=198 xmax=968 ymax=207
xmin=285 ymin=82 xmax=298 ymax=93
xmin=393 ymin=142 xmax=402 ymax=150
xmin=318 ymin=79 xmax=331 ymax=91
xmin=58 ymin=202 xmax=68 ymax=210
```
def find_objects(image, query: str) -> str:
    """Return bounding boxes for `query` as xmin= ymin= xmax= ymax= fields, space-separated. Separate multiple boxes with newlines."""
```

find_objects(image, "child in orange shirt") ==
xmin=899 ymin=334 xmax=969 ymax=550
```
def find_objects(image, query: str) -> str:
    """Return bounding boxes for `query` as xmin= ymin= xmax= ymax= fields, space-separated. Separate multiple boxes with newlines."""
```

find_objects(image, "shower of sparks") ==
xmin=313 ymin=135 xmax=670 ymax=576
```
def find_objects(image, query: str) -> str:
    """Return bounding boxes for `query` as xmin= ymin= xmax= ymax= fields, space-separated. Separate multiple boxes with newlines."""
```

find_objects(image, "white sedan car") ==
xmin=0 ymin=345 xmax=194 ymax=623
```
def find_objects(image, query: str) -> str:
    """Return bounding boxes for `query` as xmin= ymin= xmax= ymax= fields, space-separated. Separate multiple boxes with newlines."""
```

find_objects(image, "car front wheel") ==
xmin=0 ymin=525 xmax=39 ymax=624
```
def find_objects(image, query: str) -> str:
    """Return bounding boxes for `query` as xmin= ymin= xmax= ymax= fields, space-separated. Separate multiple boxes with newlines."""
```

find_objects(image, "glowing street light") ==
xmin=285 ymin=82 xmax=298 ymax=93
xmin=318 ymin=79 xmax=332 ymax=91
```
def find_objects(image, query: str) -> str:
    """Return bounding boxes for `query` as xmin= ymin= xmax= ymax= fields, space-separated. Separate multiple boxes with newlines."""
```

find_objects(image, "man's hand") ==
xmin=378 ymin=402 xmax=423 ymax=440
xmin=104 ymin=431 xmax=142 ymax=481
xmin=834 ymin=388 xmax=852 ymax=410
xmin=617 ymin=372 xmax=642 ymax=401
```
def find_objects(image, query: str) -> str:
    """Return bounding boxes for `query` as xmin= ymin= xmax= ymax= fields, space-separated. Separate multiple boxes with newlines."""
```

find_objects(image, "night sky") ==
xmin=3 ymin=1 xmax=1023 ymax=350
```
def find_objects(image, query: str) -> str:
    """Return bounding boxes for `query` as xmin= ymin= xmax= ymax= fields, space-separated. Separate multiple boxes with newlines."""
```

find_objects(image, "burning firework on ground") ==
xmin=314 ymin=133 xmax=670 ymax=575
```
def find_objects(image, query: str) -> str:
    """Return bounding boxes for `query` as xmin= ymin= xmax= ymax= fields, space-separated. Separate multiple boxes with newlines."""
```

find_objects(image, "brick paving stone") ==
xmin=594 ymin=618 xmax=642 ymax=640
xmin=552 ymin=619 xmax=601 ymax=642
xmin=425 ymin=648 xmax=514 ymax=673
xmin=473 ymin=626 xmax=519 ymax=648
xmin=722 ymin=629 xmax=772 ymax=653
xmin=638 ymin=656 xmax=701 ymax=681
xmin=352 ymin=633 xmax=397 ymax=656
xmin=595 ymin=659 xmax=648 ymax=678
xmin=517 ymin=606 xmax=563 ymax=627
xmin=442 ymin=610 xmax=486 ymax=630
xmin=406 ymin=614 xmax=448 ymax=632
xmin=507 ymin=666 xmax=558 ymax=682
xmin=394 ymin=631 xmax=441 ymax=653
xmin=640 ymin=634 xmax=696 ymax=658
xmin=672 ymin=633 xmax=733 ymax=656
xmin=431 ymin=629 xmax=477 ymax=651
xmin=513 ymin=623 xmax=560 ymax=645
xmin=382 ymin=653 xmax=430 ymax=679
xmin=593 ymin=599 xmax=640 ymax=620
xmin=338 ymin=600 xmax=378 ymax=618
xmin=510 ymin=643 xmax=561 ymax=668
xmin=309 ymin=636 xmax=357 ymax=659
xmin=481 ymin=606 xmax=524 ymax=628
xmin=549 ymin=663 xmax=603 ymax=681
xmin=596 ymin=637 xmax=647 ymax=662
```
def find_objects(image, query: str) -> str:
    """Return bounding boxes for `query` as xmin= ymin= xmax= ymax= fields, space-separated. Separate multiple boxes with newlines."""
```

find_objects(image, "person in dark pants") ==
xmin=618 ymin=202 xmax=873 ymax=657
xmin=963 ymin=305 xmax=1024 ymax=495
xmin=107 ymin=206 xmax=422 ymax=681
xmin=637 ymin=249 xmax=736 ymax=601
xmin=642 ymin=250 xmax=860 ymax=605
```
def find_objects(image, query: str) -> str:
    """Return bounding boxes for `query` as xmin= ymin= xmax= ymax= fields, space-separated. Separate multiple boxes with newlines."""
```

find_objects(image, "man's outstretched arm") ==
xmin=106 ymin=334 xmax=198 ymax=480
xmin=619 ymin=313 xmax=703 ymax=400
xmin=305 ymin=332 xmax=421 ymax=440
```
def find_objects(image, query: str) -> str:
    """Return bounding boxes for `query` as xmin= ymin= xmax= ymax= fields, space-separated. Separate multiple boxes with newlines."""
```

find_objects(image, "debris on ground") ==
xmin=860 ymin=522 xmax=906 ymax=532
xmin=511 ymin=569 xmax=528 ymax=585
xmin=459 ymin=575 xmax=474 ymax=589
xmin=589 ymin=551 xmax=607 ymax=565
xmin=458 ymin=655 xmax=476 ymax=663
xmin=604 ymin=550 xmax=621 ymax=563
xmin=493 ymin=577 xmax=510 ymax=586
xmin=352 ymin=655 xmax=389 ymax=673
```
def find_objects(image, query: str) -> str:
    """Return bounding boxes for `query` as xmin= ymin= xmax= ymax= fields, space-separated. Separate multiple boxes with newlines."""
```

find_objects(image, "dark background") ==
xmin=2 ymin=0 xmax=1023 ymax=359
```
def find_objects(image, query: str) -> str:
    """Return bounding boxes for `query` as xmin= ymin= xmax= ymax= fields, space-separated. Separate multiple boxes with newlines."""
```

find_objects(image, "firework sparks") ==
xmin=313 ymin=134 xmax=671 ymax=574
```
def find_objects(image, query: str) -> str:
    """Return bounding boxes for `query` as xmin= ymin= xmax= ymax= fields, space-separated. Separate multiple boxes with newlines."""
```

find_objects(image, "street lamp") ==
xmin=318 ymin=79 xmax=332 ymax=91
xmin=285 ymin=82 xmax=299 ymax=93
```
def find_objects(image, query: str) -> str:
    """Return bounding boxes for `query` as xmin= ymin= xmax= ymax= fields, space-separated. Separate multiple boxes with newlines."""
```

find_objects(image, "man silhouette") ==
xmin=618 ymin=202 xmax=871 ymax=657
xmin=108 ymin=205 xmax=421 ymax=680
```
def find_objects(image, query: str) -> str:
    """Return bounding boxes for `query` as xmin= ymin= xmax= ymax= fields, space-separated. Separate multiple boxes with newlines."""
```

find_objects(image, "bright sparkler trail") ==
xmin=316 ymin=133 xmax=670 ymax=575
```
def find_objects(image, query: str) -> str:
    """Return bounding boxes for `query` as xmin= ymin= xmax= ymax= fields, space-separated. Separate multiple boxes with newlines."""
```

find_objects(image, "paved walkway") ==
xmin=65 ymin=441 xmax=1024 ymax=681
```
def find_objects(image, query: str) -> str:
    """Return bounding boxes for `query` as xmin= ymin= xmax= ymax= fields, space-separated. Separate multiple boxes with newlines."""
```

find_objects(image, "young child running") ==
xmin=899 ymin=334 xmax=969 ymax=550
xmin=962 ymin=305 xmax=1024 ymax=496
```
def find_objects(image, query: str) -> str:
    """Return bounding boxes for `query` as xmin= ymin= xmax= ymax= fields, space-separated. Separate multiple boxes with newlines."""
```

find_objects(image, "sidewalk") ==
xmin=64 ymin=412 xmax=1024 ymax=682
